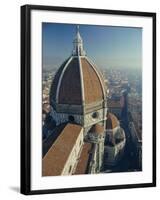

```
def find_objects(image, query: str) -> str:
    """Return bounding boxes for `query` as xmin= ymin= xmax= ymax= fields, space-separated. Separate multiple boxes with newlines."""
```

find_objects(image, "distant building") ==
xmin=128 ymin=94 xmax=142 ymax=169
xmin=128 ymin=94 xmax=142 ymax=137
xmin=120 ymin=89 xmax=129 ymax=127
xmin=129 ymin=115 xmax=142 ymax=169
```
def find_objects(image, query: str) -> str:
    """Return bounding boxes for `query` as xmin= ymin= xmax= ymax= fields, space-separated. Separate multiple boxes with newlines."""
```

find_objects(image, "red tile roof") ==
xmin=81 ymin=58 xmax=104 ymax=104
xmin=43 ymin=123 xmax=67 ymax=157
xmin=59 ymin=58 xmax=82 ymax=105
xmin=106 ymin=113 xmax=119 ymax=129
xmin=50 ymin=56 xmax=105 ymax=106
xmin=42 ymin=123 xmax=82 ymax=176
xmin=73 ymin=143 xmax=92 ymax=175
xmin=89 ymin=124 xmax=104 ymax=134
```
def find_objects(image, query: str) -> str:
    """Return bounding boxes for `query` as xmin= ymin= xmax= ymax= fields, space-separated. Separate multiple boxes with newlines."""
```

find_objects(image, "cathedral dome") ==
xmin=50 ymin=56 xmax=105 ymax=106
xmin=50 ymin=26 xmax=106 ymax=111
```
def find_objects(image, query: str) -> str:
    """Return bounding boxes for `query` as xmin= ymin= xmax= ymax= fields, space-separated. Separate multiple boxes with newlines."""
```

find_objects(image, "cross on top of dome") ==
xmin=72 ymin=25 xmax=86 ymax=56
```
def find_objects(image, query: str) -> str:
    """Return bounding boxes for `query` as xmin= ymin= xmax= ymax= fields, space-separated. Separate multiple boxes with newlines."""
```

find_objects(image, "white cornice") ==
xmin=78 ymin=56 xmax=85 ymax=107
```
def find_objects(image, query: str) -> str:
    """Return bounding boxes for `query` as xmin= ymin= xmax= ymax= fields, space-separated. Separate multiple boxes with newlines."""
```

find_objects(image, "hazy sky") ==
xmin=42 ymin=23 xmax=142 ymax=70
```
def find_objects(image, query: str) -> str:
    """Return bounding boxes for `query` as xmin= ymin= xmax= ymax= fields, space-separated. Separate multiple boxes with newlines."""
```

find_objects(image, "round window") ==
xmin=92 ymin=112 xmax=99 ymax=119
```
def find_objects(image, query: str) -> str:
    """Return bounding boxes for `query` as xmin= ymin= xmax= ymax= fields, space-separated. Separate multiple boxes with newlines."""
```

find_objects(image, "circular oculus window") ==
xmin=92 ymin=112 xmax=99 ymax=119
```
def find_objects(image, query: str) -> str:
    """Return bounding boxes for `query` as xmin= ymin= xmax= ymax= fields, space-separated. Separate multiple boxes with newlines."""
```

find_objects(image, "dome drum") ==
xmin=51 ymin=99 xmax=107 ymax=115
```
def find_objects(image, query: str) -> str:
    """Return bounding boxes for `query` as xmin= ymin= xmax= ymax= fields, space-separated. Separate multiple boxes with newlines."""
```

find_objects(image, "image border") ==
xmin=20 ymin=4 xmax=156 ymax=195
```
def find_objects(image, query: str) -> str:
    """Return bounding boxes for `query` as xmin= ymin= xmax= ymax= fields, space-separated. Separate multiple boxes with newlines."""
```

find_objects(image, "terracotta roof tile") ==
xmin=81 ymin=58 xmax=104 ymax=104
xmin=89 ymin=124 xmax=104 ymax=134
xmin=43 ymin=123 xmax=67 ymax=157
xmin=50 ymin=58 xmax=70 ymax=104
xmin=106 ymin=113 xmax=119 ymax=129
xmin=73 ymin=143 xmax=92 ymax=175
xmin=59 ymin=58 xmax=82 ymax=105
xmin=42 ymin=123 xmax=82 ymax=176
xmin=50 ymin=56 xmax=105 ymax=106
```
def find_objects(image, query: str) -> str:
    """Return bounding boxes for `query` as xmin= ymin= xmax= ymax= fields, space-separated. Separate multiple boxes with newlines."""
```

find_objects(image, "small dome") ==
xmin=106 ymin=113 xmax=119 ymax=129
xmin=89 ymin=124 xmax=104 ymax=134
